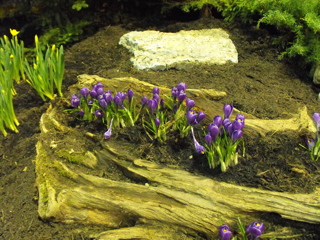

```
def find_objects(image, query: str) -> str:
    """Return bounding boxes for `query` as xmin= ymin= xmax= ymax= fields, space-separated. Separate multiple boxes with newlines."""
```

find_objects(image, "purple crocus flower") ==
xmin=90 ymin=89 xmax=97 ymax=98
xmin=78 ymin=110 xmax=85 ymax=116
xmin=177 ymin=91 xmax=186 ymax=103
xmin=148 ymin=99 xmax=158 ymax=115
xmin=103 ymin=118 xmax=114 ymax=140
xmin=99 ymin=99 xmax=108 ymax=109
xmin=223 ymin=104 xmax=234 ymax=119
xmin=208 ymin=123 xmax=219 ymax=141
xmin=171 ymin=87 xmax=179 ymax=100
xmin=186 ymin=110 xmax=198 ymax=125
xmin=233 ymin=119 xmax=244 ymax=130
xmin=306 ymin=138 xmax=315 ymax=150
xmin=94 ymin=82 xmax=103 ymax=90
xmin=141 ymin=96 xmax=148 ymax=106
xmin=70 ymin=94 xmax=80 ymax=107
xmin=153 ymin=93 xmax=160 ymax=104
xmin=104 ymin=92 xmax=113 ymax=103
xmin=246 ymin=222 xmax=264 ymax=240
xmin=312 ymin=112 xmax=320 ymax=131
xmin=95 ymin=109 xmax=103 ymax=118
xmin=153 ymin=87 xmax=160 ymax=95
xmin=154 ymin=118 xmax=160 ymax=129
xmin=128 ymin=89 xmax=134 ymax=102
xmin=205 ymin=133 xmax=212 ymax=145
xmin=222 ymin=119 xmax=233 ymax=135
xmin=96 ymin=86 xmax=104 ymax=96
xmin=231 ymin=129 xmax=243 ymax=142
xmin=80 ymin=87 xmax=89 ymax=98
xmin=177 ymin=82 xmax=186 ymax=92
xmin=191 ymin=127 xmax=205 ymax=154
xmin=213 ymin=115 xmax=223 ymax=127
xmin=186 ymin=98 xmax=195 ymax=111
xmin=87 ymin=99 xmax=93 ymax=109
xmin=218 ymin=225 xmax=232 ymax=240
xmin=197 ymin=111 xmax=206 ymax=123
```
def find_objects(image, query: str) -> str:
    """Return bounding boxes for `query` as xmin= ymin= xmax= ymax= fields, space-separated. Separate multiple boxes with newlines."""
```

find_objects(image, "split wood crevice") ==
xmin=36 ymin=75 xmax=319 ymax=239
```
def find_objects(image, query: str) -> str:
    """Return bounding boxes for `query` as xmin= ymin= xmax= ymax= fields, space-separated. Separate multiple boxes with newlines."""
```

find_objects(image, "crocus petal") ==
xmin=246 ymin=222 xmax=264 ymax=239
xmin=186 ymin=98 xmax=195 ymax=111
xmin=223 ymin=104 xmax=233 ymax=119
xmin=104 ymin=118 xmax=114 ymax=140
xmin=191 ymin=127 xmax=205 ymax=154
xmin=197 ymin=111 xmax=206 ymax=123
xmin=128 ymin=89 xmax=134 ymax=102
xmin=154 ymin=118 xmax=160 ymax=129
xmin=70 ymin=95 xmax=80 ymax=107
xmin=218 ymin=225 xmax=232 ymax=240
xmin=80 ymin=87 xmax=89 ymax=98
xmin=306 ymin=138 xmax=315 ymax=150
xmin=213 ymin=115 xmax=223 ymax=127
xmin=187 ymin=110 xmax=198 ymax=125
xmin=177 ymin=82 xmax=187 ymax=92
xmin=177 ymin=91 xmax=186 ymax=103
xmin=231 ymin=130 xmax=243 ymax=142
xmin=153 ymin=87 xmax=160 ymax=95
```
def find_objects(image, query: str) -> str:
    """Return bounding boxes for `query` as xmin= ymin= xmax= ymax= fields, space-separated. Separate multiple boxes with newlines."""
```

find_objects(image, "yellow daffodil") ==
xmin=10 ymin=29 xmax=20 ymax=37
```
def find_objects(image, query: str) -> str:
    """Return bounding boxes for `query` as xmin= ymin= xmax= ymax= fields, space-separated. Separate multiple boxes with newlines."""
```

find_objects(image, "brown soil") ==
xmin=1 ymin=15 xmax=320 ymax=240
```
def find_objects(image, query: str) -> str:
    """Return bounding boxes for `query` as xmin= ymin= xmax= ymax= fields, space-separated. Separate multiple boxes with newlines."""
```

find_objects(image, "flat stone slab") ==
xmin=119 ymin=29 xmax=238 ymax=71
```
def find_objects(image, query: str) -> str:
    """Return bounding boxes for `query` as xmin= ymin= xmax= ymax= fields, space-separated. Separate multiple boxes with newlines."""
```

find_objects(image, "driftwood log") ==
xmin=35 ymin=75 xmax=319 ymax=239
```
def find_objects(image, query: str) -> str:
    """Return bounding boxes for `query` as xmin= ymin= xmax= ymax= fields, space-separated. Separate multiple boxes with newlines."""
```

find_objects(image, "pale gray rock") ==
xmin=119 ymin=29 xmax=238 ymax=71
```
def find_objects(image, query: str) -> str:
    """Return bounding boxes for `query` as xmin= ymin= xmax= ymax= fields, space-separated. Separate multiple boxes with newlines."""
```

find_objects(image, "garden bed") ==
xmin=1 ymin=17 xmax=320 ymax=239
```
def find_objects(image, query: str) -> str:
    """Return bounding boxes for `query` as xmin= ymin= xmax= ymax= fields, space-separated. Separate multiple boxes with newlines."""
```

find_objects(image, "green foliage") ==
xmin=72 ymin=0 xmax=89 ymax=11
xmin=24 ymin=35 xmax=65 ymax=101
xmin=181 ymin=0 xmax=320 ymax=66
xmin=0 ymin=30 xmax=25 ymax=136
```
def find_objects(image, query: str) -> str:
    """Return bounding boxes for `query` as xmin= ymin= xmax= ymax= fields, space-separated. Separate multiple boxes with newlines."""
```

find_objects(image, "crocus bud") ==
xmin=205 ymin=133 xmax=212 ymax=145
xmin=99 ymin=99 xmax=107 ymax=109
xmin=141 ymin=96 xmax=148 ymax=106
xmin=312 ymin=112 xmax=320 ymax=130
xmin=96 ymin=86 xmax=104 ymax=96
xmin=104 ymin=118 xmax=114 ymax=140
xmin=128 ymin=89 xmax=134 ymax=102
xmin=171 ymin=87 xmax=178 ymax=100
xmin=148 ymin=99 xmax=157 ymax=115
xmin=233 ymin=119 xmax=244 ymax=130
xmin=186 ymin=98 xmax=195 ymax=111
xmin=90 ymin=89 xmax=97 ymax=98
xmin=197 ymin=111 xmax=206 ymax=123
xmin=70 ymin=94 xmax=80 ymax=107
xmin=87 ymin=100 xmax=93 ymax=108
xmin=80 ymin=87 xmax=89 ymax=98
xmin=78 ymin=110 xmax=85 ymax=116
xmin=153 ymin=93 xmax=160 ymax=104
xmin=231 ymin=129 xmax=243 ymax=142
xmin=177 ymin=91 xmax=186 ymax=103
xmin=208 ymin=123 xmax=219 ymax=141
xmin=177 ymin=82 xmax=186 ymax=92
xmin=223 ymin=119 xmax=233 ymax=135
xmin=246 ymin=222 xmax=264 ymax=240
xmin=153 ymin=87 xmax=160 ymax=95
xmin=218 ymin=225 xmax=232 ymax=240
xmin=213 ymin=115 xmax=223 ymax=127
xmin=223 ymin=104 xmax=233 ymax=119
xmin=191 ymin=127 xmax=205 ymax=154
xmin=154 ymin=118 xmax=160 ymax=129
